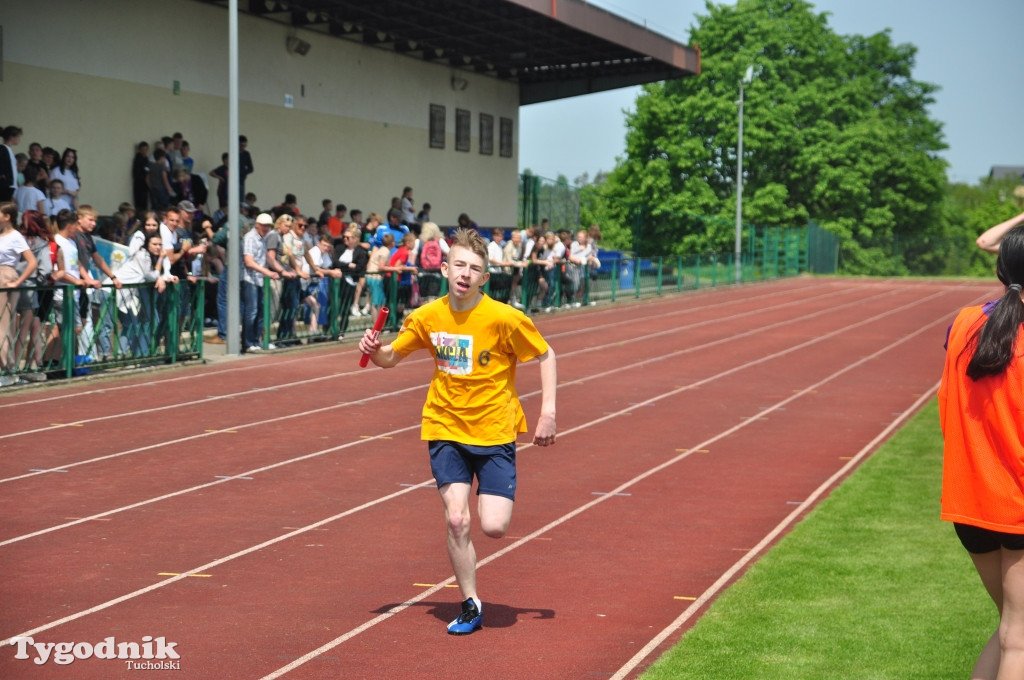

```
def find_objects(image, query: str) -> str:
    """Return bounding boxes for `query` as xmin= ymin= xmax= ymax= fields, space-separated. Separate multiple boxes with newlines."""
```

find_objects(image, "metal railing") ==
xmin=0 ymin=280 xmax=203 ymax=382
xmin=0 ymin=239 xmax=807 ymax=385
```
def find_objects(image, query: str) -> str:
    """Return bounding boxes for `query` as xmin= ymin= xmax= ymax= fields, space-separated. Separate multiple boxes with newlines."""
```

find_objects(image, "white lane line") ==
xmin=0 ymin=278 xmax=986 ymax=414
xmin=0 ymin=286 xmax=901 ymax=539
xmin=259 ymin=296 xmax=970 ymax=680
xmin=608 ymin=384 xmax=941 ymax=680
xmin=0 ymin=479 xmax=437 ymax=648
xmin=0 ymin=382 xmax=426 ymax=485
xmin=0 ymin=285 xmax=875 ymax=481
xmin=0 ymin=286 xmax=972 ymax=651
xmin=0 ymin=280 xmax=818 ymax=424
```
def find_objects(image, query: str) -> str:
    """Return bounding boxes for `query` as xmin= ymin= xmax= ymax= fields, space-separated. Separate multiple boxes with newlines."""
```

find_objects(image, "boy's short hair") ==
xmin=450 ymin=228 xmax=488 ymax=265
xmin=77 ymin=205 xmax=97 ymax=219
xmin=56 ymin=209 xmax=78 ymax=230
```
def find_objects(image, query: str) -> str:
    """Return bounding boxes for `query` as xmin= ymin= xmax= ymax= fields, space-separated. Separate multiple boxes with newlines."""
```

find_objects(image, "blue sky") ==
xmin=519 ymin=0 xmax=1024 ymax=186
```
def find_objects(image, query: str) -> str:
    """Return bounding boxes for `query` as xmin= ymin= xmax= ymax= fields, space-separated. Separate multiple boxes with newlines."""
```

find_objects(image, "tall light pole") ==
xmin=226 ymin=0 xmax=241 ymax=355
xmin=735 ymin=65 xmax=754 ymax=284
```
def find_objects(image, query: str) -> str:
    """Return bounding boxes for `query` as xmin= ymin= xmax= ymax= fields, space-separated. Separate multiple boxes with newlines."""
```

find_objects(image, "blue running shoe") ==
xmin=447 ymin=598 xmax=482 ymax=635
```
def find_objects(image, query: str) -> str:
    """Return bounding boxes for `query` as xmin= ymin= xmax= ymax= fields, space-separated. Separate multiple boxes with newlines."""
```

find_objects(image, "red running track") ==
xmin=0 ymin=277 xmax=998 ymax=679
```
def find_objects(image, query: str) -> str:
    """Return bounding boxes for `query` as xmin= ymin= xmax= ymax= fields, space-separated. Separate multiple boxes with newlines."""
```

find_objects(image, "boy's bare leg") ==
xmin=478 ymin=494 xmax=514 ymax=539
xmin=440 ymin=482 xmax=478 ymax=603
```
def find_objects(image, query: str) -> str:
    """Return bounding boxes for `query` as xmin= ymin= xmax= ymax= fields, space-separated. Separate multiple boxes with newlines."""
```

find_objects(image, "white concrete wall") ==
xmin=0 ymin=0 xmax=520 ymax=225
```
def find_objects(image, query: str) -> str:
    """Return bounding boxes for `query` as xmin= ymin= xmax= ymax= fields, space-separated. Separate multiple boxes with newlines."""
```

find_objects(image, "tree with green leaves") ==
xmin=939 ymin=179 xmax=1024 ymax=277
xmin=594 ymin=0 xmax=948 ymax=273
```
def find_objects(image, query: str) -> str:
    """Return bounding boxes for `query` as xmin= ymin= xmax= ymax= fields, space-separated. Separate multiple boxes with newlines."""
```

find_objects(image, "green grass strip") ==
xmin=642 ymin=398 xmax=995 ymax=679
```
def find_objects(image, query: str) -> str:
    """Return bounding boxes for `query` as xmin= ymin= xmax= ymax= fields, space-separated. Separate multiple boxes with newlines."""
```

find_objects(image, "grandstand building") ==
xmin=0 ymin=0 xmax=699 ymax=225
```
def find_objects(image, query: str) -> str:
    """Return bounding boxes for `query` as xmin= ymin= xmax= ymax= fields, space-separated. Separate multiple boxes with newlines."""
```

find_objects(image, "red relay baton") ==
xmin=359 ymin=306 xmax=390 ymax=367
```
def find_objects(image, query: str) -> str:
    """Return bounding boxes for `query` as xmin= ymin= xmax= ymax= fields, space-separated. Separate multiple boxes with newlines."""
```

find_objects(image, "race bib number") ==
xmin=432 ymin=332 xmax=474 ymax=375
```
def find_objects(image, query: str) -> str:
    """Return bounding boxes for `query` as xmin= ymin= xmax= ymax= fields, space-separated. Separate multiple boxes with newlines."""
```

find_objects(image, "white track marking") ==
xmin=0 ymin=286 xmax=975 ymax=651
xmin=0 ymin=286 xmax=897 ymax=540
xmin=258 ymin=292 xmax=977 ymax=679
xmin=0 ymin=285 xmax=877 ymax=479
xmin=0 ymin=281 xmax=816 ymax=419
xmin=0 ymin=278 xmax=986 ymax=412
xmin=608 ymin=384 xmax=941 ymax=680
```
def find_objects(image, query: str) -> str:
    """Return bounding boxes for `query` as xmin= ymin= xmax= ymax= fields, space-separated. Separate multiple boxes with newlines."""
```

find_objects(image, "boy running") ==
xmin=358 ymin=228 xmax=557 ymax=635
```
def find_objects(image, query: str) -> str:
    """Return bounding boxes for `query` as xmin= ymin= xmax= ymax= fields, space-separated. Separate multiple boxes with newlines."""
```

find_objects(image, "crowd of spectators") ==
xmin=0 ymin=124 xmax=605 ymax=383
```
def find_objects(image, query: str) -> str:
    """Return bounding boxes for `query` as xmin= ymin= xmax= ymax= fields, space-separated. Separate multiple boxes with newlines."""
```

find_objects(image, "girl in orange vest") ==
xmin=939 ymin=223 xmax=1024 ymax=679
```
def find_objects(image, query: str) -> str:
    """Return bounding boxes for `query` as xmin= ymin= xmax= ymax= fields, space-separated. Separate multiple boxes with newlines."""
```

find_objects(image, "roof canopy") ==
xmin=198 ymin=0 xmax=701 ymax=104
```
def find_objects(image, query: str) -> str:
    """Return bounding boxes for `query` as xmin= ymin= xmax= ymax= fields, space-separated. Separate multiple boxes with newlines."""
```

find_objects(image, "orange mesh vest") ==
xmin=939 ymin=305 xmax=1024 ymax=533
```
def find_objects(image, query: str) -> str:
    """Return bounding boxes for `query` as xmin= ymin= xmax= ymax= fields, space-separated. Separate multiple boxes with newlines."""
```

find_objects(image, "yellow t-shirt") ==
xmin=391 ymin=294 xmax=549 ymax=445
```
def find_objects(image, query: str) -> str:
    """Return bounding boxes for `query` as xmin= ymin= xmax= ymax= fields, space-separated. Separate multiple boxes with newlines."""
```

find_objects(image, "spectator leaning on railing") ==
xmin=0 ymin=201 xmax=38 ymax=386
xmin=277 ymin=214 xmax=312 ymax=343
xmin=333 ymin=226 xmax=367 ymax=340
xmin=417 ymin=221 xmax=446 ymax=304
xmin=75 ymin=205 xmax=123 ymax=362
xmin=387 ymin=232 xmax=419 ymax=320
xmin=100 ymin=230 xmax=174 ymax=358
xmin=13 ymin=210 xmax=54 ymax=383
xmin=366 ymin=232 xmax=392 ymax=322
xmin=52 ymin=208 xmax=101 ymax=350
xmin=502 ymin=230 xmax=526 ymax=309
xmin=486 ymin=228 xmax=517 ymax=304
xmin=241 ymin=213 xmax=279 ymax=352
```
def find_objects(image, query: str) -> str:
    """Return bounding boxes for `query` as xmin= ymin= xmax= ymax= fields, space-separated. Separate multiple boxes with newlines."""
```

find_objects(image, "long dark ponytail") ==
xmin=966 ymin=224 xmax=1024 ymax=380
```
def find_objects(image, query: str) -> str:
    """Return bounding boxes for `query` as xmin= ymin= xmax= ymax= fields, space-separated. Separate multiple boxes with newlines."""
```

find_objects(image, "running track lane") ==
xmin=0 ymin=278 xmax=996 ymax=679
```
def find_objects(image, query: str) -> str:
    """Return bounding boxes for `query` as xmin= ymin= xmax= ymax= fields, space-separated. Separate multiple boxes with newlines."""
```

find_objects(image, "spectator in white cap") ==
xmin=241 ymin=212 xmax=279 ymax=351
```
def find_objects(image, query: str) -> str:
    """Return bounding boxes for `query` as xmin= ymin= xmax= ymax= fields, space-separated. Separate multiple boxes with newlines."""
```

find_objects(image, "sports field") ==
xmin=0 ymin=276 xmax=997 ymax=679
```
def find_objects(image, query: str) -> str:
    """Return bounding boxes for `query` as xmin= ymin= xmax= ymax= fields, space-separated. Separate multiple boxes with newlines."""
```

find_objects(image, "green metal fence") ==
xmin=0 ymin=280 xmax=204 ymax=383
xmin=806 ymin=222 xmax=839 ymax=274
xmin=0 ymin=225 xmax=816 ymax=386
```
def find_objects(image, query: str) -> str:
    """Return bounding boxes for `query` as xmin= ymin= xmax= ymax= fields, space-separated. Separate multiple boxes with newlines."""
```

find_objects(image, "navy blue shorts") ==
xmin=954 ymin=522 xmax=1024 ymax=553
xmin=428 ymin=440 xmax=517 ymax=501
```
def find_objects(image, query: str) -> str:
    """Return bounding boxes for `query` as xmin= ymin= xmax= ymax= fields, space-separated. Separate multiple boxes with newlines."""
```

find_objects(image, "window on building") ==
xmin=479 ymin=114 xmax=494 ymax=156
xmin=455 ymin=108 xmax=471 ymax=152
xmin=499 ymin=117 xmax=513 ymax=158
xmin=429 ymin=104 xmax=445 ymax=149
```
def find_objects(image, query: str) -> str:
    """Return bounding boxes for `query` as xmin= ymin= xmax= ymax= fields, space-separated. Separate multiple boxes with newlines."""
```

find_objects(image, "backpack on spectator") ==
xmin=18 ymin=238 xmax=53 ymax=285
xmin=35 ymin=240 xmax=54 ymax=284
xmin=419 ymin=240 xmax=443 ymax=270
